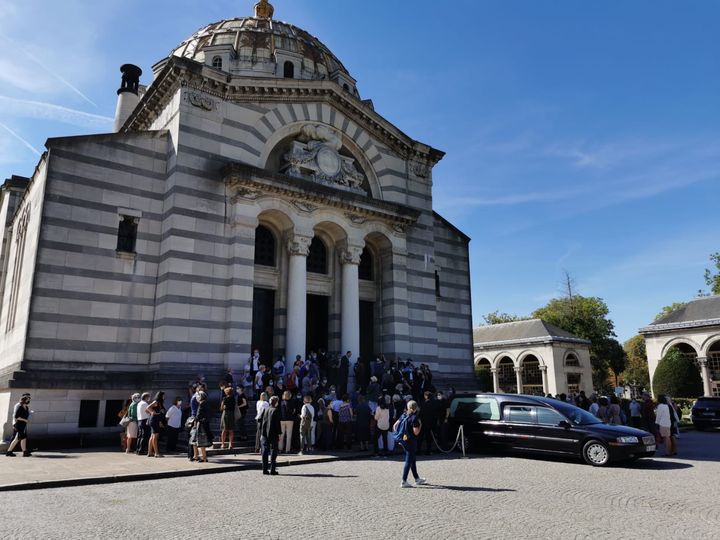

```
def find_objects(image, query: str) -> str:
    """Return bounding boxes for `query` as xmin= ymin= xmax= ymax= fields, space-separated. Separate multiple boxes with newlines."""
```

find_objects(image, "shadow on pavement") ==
xmin=624 ymin=459 xmax=693 ymax=470
xmin=25 ymin=454 xmax=80 ymax=459
xmin=422 ymin=484 xmax=516 ymax=493
xmin=277 ymin=473 xmax=360 ymax=478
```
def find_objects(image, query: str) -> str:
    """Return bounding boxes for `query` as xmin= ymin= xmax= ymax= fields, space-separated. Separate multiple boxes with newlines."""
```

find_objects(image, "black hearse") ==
xmin=448 ymin=393 xmax=656 ymax=466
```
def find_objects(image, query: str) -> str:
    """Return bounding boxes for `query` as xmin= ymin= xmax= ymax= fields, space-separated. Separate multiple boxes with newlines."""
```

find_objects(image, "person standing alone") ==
xmin=6 ymin=394 xmax=32 ymax=457
xmin=260 ymin=395 xmax=282 ymax=475
xmin=394 ymin=400 xmax=427 ymax=488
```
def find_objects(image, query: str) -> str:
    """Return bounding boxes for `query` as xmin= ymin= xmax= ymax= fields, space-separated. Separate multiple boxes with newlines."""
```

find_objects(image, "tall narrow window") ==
xmin=283 ymin=61 xmax=294 ymax=78
xmin=6 ymin=205 xmax=31 ymax=332
xmin=116 ymin=215 xmax=138 ymax=253
xmin=306 ymin=237 xmax=328 ymax=274
xmin=358 ymin=247 xmax=373 ymax=281
xmin=254 ymin=225 xmax=276 ymax=267
xmin=435 ymin=270 xmax=441 ymax=297
xmin=212 ymin=56 xmax=223 ymax=70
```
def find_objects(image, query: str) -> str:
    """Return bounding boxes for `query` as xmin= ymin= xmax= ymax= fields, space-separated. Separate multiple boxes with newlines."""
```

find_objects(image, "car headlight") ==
xmin=616 ymin=436 xmax=639 ymax=444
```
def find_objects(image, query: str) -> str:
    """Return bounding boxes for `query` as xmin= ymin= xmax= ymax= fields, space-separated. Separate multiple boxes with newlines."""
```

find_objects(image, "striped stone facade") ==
xmin=0 ymin=39 xmax=473 ymax=441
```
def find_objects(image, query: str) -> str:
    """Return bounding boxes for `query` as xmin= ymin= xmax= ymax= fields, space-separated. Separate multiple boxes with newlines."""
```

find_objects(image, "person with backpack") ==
xmin=337 ymin=394 xmax=354 ymax=450
xmin=393 ymin=400 xmax=427 ymax=488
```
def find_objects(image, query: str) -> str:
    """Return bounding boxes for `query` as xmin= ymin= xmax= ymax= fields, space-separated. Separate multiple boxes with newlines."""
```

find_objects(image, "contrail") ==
xmin=0 ymin=121 xmax=42 ymax=156
xmin=0 ymin=33 xmax=98 ymax=108
xmin=0 ymin=95 xmax=113 ymax=128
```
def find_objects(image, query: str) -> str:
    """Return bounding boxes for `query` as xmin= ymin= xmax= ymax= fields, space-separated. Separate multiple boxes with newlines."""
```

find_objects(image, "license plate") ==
xmin=701 ymin=412 xmax=715 ymax=417
xmin=645 ymin=445 xmax=656 ymax=452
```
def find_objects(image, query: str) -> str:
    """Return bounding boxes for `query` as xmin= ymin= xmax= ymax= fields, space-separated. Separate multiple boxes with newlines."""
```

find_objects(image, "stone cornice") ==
xmin=639 ymin=318 xmax=720 ymax=335
xmin=474 ymin=335 xmax=592 ymax=350
xmin=222 ymin=161 xmax=419 ymax=230
xmin=124 ymin=56 xmax=445 ymax=166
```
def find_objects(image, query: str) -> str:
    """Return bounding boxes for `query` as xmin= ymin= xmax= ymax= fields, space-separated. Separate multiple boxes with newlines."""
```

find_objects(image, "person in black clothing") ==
xmin=260 ymin=395 xmax=282 ymax=475
xmin=419 ymin=391 xmax=437 ymax=455
xmin=6 ymin=395 xmax=32 ymax=457
xmin=338 ymin=352 xmax=351 ymax=396
xmin=192 ymin=391 xmax=213 ymax=463
xmin=435 ymin=391 xmax=450 ymax=447
xmin=235 ymin=386 xmax=249 ymax=440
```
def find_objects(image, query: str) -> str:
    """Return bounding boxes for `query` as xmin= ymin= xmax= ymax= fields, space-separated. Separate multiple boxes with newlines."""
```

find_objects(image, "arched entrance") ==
xmin=475 ymin=358 xmax=492 ymax=391
xmin=521 ymin=355 xmax=543 ymax=395
xmin=708 ymin=341 xmax=720 ymax=396
xmin=497 ymin=357 xmax=516 ymax=394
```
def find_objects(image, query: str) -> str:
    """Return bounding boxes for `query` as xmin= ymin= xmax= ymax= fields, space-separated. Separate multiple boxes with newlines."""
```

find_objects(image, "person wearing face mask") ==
xmin=165 ymin=396 xmax=183 ymax=453
xmin=125 ymin=393 xmax=141 ymax=454
xmin=6 ymin=394 xmax=32 ymax=457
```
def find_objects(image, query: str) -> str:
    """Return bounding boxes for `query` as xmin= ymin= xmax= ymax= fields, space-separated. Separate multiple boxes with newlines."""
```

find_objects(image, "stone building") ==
xmin=640 ymin=295 xmax=720 ymax=397
xmin=473 ymin=319 xmax=594 ymax=395
xmin=0 ymin=1 xmax=473 ymax=441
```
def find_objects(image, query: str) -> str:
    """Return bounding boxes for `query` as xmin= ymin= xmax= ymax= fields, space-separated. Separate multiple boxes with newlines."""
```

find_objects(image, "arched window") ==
xmin=254 ymin=225 xmax=276 ymax=267
xmin=358 ymin=247 xmax=373 ymax=281
xmin=343 ymin=83 xmax=350 ymax=92
xmin=283 ymin=61 xmax=295 ymax=78
xmin=565 ymin=353 xmax=580 ymax=367
xmin=212 ymin=56 xmax=223 ymax=70
xmin=306 ymin=237 xmax=327 ymax=274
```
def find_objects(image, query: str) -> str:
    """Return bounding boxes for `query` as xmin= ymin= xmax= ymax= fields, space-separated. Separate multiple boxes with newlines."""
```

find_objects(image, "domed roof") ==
xmin=169 ymin=13 xmax=352 ymax=82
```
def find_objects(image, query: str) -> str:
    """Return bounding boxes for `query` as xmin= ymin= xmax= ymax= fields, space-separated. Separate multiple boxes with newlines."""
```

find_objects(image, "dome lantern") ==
xmin=254 ymin=0 xmax=274 ymax=19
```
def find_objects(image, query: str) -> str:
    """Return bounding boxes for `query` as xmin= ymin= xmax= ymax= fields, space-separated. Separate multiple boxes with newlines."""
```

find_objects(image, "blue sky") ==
xmin=0 ymin=0 xmax=718 ymax=342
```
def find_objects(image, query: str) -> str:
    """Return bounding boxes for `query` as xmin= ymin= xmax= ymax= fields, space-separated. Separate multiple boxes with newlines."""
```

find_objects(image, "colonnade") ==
xmin=284 ymin=234 xmax=364 ymax=371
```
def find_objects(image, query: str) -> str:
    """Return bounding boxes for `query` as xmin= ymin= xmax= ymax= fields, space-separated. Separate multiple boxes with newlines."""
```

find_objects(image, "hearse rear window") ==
xmin=451 ymin=397 xmax=500 ymax=421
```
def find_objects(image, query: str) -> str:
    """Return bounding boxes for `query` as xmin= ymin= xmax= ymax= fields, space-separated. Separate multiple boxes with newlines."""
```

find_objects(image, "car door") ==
xmin=502 ymin=405 xmax=537 ymax=451
xmin=533 ymin=406 xmax=579 ymax=454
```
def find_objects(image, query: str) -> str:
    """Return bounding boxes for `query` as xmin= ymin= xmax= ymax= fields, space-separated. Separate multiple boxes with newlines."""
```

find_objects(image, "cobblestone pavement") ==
xmin=0 ymin=431 xmax=717 ymax=539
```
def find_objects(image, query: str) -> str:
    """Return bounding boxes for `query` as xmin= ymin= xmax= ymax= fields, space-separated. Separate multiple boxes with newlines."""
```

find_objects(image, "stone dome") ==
xmin=167 ymin=7 xmax=358 ymax=94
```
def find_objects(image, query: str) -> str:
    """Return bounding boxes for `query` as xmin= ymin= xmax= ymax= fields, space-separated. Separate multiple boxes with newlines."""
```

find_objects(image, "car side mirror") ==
xmin=558 ymin=420 xmax=572 ymax=429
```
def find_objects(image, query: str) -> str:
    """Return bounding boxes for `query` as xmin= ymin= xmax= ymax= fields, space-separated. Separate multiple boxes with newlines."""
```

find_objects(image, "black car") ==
xmin=448 ymin=393 xmax=656 ymax=466
xmin=691 ymin=397 xmax=720 ymax=430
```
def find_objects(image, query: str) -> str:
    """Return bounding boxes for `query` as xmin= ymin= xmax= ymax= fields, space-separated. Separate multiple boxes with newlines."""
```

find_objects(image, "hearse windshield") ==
xmin=548 ymin=400 xmax=602 ymax=426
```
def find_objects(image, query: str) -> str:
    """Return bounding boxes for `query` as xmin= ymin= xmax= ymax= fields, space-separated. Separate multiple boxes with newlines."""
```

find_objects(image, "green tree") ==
xmin=621 ymin=335 xmax=650 ymax=390
xmin=705 ymin=252 xmax=720 ymax=295
xmin=655 ymin=302 xmax=688 ymax=322
xmin=599 ymin=338 xmax=627 ymax=388
xmin=532 ymin=295 xmax=616 ymax=390
xmin=482 ymin=311 xmax=527 ymax=325
xmin=652 ymin=347 xmax=703 ymax=397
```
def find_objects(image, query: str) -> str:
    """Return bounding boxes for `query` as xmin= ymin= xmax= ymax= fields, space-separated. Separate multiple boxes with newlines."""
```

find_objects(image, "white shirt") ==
xmin=274 ymin=360 xmax=286 ymax=376
xmin=589 ymin=402 xmax=600 ymax=417
xmin=630 ymin=401 xmax=642 ymax=417
xmin=655 ymin=403 xmax=672 ymax=428
xmin=165 ymin=405 xmax=182 ymax=429
xmin=255 ymin=400 xmax=270 ymax=420
xmin=137 ymin=400 xmax=150 ymax=421
xmin=252 ymin=354 xmax=261 ymax=371
xmin=301 ymin=403 xmax=315 ymax=422
xmin=374 ymin=407 xmax=390 ymax=431
xmin=255 ymin=371 xmax=264 ymax=389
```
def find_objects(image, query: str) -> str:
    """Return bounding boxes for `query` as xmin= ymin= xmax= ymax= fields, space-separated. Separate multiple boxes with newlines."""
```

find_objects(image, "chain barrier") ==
xmin=430 ymin=424 xmax=466 ymax=457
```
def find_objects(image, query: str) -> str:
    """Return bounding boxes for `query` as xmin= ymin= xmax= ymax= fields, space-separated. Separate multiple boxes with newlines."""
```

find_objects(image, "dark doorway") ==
xmin=359 ymin=300 xmax=375 ymax=363
xmin=306 ymin=294 xmax=329 ymax=357
xmin=252 ymin=288 xmax=275 ymax=366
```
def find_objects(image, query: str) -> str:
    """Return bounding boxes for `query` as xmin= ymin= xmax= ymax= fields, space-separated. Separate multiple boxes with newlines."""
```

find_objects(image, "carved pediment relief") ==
xmin=282 ymin=124 xmax=367 ymax=195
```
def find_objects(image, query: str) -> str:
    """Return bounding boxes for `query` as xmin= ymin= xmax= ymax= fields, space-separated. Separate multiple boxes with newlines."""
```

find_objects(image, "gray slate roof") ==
xmin=649 ymin=295 xmax=720 ymax=326
xmin=473 ymin=319 xmax=590 ymax=345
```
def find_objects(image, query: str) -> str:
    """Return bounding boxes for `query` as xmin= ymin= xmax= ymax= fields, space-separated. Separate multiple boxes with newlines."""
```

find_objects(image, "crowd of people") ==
xmin=545 ymin=390 xmax=683 ymax=456
xmin=114 ymin=351 xmax=452 ymax=463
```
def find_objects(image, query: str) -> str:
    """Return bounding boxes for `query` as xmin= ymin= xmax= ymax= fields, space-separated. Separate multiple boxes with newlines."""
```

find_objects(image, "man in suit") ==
xmin=260 ymin=395 xmax=282 ymax=475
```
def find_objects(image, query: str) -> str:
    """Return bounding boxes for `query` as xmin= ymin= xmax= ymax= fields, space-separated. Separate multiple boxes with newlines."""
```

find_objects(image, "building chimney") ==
xmin=113 ymin=64 xmax=143 ymax=132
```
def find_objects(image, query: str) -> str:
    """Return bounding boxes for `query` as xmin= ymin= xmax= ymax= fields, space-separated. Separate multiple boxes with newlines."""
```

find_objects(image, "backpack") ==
xmin=393 ymin=413 xmax=412 ymax=444
xmin=339 ymin=403 xmax=352 ymax=423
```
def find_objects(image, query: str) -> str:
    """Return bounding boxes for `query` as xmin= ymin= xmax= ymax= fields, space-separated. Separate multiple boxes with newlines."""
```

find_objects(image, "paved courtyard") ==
xmin=0 ymin=431 xmax=717 ymax=539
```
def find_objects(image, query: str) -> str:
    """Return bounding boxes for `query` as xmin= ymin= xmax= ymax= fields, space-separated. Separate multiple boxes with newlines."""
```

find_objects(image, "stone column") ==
xmin=515 ymin=366 xmax=523 ymax=395
xmin=491 ymin=368 xmax=499 ymax=393
xmin=340 ymin=245 xmax=363 ymax=365
xmin=698 ymin=357 xmax=712 ymax=397
xmin=285 ymin=234 xmax=311 ymax=371
xmin=539 ymin=365 xmax=549 ymax=395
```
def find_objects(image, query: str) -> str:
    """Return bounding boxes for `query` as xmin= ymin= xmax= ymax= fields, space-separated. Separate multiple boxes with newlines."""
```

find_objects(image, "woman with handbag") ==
xmin=124 ymin=393 xmax=140 ymax=454
xmin=220 ymin=386 xmax=236 ymax=450
xmin=145 ymin=392 xmax=166 ymax=458
xmin=193 ymin=391 xmax=213 ymax=462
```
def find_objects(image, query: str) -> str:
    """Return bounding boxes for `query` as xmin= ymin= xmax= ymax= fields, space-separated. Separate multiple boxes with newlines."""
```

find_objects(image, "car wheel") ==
xmin=582 ymin=439 xmax=610 ymax=466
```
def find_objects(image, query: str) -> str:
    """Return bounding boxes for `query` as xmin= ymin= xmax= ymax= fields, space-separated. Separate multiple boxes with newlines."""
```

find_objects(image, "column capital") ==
xmin=539 ymin=365 xmax=548 ymax=372
xmin=490 ymin=367 xmax=498 ymax=374
xmin=339 ymin=245 xmax=363 ymax=265
xmin=514 ymin=366 xmax=522 ymax=373
xmin=286 ymin=234 xmax=312 ymax=257
xmin=697 ymin=357 xmax=708 ymax=367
